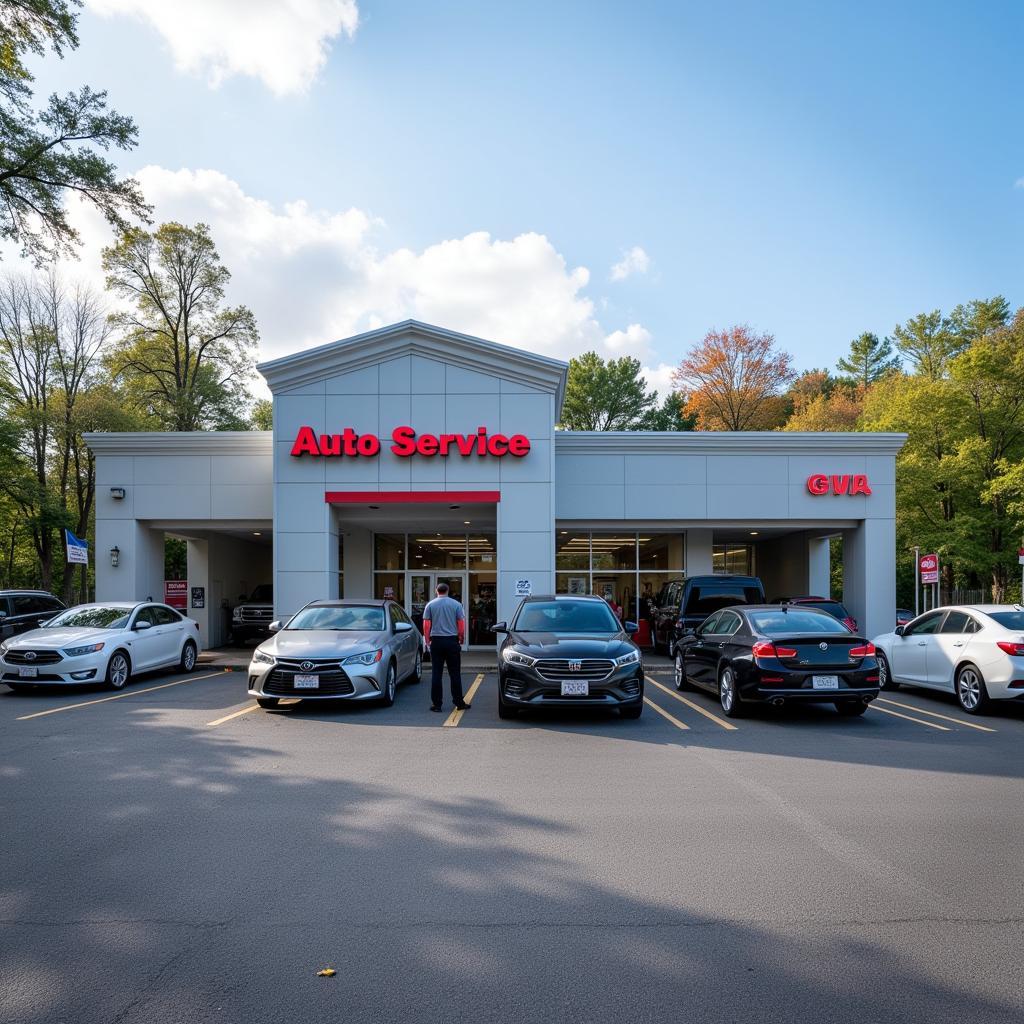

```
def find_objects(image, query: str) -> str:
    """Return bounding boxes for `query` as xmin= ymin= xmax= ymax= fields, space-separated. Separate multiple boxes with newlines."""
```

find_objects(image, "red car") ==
xmin=774 ymin=596 xmax=857 ymax=632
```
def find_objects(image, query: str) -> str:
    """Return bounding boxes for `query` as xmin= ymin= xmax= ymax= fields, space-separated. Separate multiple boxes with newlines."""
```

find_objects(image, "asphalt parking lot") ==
xmin=2 ymin=666 xmax=1023 ymax=1024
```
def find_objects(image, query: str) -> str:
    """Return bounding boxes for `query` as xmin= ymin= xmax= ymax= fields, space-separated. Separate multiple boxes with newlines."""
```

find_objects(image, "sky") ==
xmin=15 ymin=0 xmax=1024 ymax=397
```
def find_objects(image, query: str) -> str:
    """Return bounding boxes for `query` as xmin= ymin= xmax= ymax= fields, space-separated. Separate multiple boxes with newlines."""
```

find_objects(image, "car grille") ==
xmin=3 ymin=672 xmax=63 ymax=681
xmin=239 ymin=607 xmax=273 ymax=623
xmin=536 ymin=658 xmax=614 ymax=682
xmin=264 ymin=659 xmax=354 ymax=697
xmin=4 ymin=649 xmax=63 ymax=665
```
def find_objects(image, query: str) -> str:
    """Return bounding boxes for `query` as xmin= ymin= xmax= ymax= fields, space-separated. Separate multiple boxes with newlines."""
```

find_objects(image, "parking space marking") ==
xmin=15 ymin=671 xmax=227 ymax=721
xmin=443 ymin=673 xmax=486 ymax=727
xmin=876 ymin=697 xmax=996 ymax=732
xmin=643 ymin=696 xmax=690 ymax=730
xmin=645 ymin=675 xmax=738 ymax=731
xmin=868 ymin=704 xmax=950 ymax=731
xmin=207 ymin=698 xmax=301 ymax=726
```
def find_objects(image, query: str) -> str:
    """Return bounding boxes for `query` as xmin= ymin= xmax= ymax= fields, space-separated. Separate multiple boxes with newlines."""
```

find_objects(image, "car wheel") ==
xmin=877 ymin=651 xmax=899 ymax=691
xmin=179 ymin=640 xmax=197 ymax=673
xmin=718 ymin=665 xmax=745 ymax=718
xmin=835 ymin=701 xmax=867 ymax=717
xmin=106 ymin=651 xmax=131 ymax=690
xmin=380 ymin=661 xmax=397 ymax=707
xmin=955 ymin=663 xmax=990 ymax=715
xmin=408 ymin=648 xmax=422 ymax=684
xmin=256 ymin=697 xmax=279 ymax=709
xmin=674 ymin=650 xmax=688 ymax=690
xmin=620 ymin=702 xmax=643 ymax=719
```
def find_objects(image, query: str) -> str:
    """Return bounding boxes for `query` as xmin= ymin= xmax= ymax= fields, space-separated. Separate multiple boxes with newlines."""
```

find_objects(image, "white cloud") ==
xmin=87 ymin=0 xmax=359 ymax=95
xmin=640 ymin=362 xmax=678 ymax=399
xmin=609 ymin=245 xmax=650 ymax=282
xmin=56 ymin=167 xmax=650 ymax=378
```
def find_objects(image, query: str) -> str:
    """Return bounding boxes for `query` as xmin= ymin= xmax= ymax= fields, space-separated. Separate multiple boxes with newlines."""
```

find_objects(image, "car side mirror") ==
xmin=491 ymin=621 xmax=508 ymax=634
xmin=395 ymin=621 xmax=413 ymax=633
xmin=624 ymin=620 xmax=638 ymax=635
xmin=894 ymin=625 xmax=905 ymax=636
xmin=269 ymin=620 xmax=282 ymax=633
xmin=134 ymin=620 xmax=152 ymax=631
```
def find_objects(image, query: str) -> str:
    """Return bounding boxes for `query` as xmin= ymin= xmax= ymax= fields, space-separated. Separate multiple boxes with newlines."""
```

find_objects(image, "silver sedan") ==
xmin=247 ymin=600 xmax=422 ymax=709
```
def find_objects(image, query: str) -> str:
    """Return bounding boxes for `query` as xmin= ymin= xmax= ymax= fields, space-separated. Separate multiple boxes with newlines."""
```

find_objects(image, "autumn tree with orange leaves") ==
xmin=673 ymin=325 xmax=795 ymax=430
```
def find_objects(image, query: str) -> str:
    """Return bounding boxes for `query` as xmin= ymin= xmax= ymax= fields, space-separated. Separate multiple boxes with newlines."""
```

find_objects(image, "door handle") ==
xmin=917 ymin=642 xmax=927 ymax=646
xmin=952 ymin=642 xmax=964 ymax=647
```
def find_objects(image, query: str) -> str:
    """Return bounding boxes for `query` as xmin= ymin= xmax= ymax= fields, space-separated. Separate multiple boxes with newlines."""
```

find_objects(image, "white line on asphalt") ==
xmin=876 ymin=697 xmax=996 ymax=732
xmin=16 ymin=671 xmax=229 ymax=721
xmin=642 ymin=696 xmax=690 ymax=730
xmin=645 ymin=675 xmax=738 ymax=731
xmin=868 ymin=704 xmax=950 ymax=731
xmin=443 ymin=673 xmax=486 ymax=727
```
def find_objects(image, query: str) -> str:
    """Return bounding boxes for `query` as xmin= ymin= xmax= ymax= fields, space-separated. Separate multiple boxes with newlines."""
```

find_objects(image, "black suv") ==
xmin=494 ymin=595 xmax=644 ymax=719
xmin=652 ymin=575 xmax=766 ymax=655
xmin=0 ymin=590 xmax=67 ymax=640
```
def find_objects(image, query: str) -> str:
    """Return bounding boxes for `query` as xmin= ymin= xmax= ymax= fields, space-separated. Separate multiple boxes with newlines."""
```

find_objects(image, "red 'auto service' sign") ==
xmin=165 ymin=580 xmax=188 ymax=609
xmin=919 ymin=553 xmax=939 ymax=584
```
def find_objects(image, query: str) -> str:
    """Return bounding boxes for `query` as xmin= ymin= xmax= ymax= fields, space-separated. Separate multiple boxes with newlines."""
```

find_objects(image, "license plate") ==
xmin=812 ymin=675 xmax=840 ymax=690
xmin=18 ymin=666 xmax=38 ymax=678
xmin=561 ymin=680 xmax=589 ymax=696
xmin=294 ymin=674 xmax=319 ymax=689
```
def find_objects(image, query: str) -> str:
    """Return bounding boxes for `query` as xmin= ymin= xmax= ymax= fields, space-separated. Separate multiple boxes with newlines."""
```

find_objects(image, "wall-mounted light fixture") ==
xmin=110 ymin=487 xmax=126 ymax=500
xmin=110 ymin=546 xmax=120 ymax=568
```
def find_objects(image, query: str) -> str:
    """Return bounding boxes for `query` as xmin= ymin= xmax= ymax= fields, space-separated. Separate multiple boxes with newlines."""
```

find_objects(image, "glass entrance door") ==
xmin=407 ymin=572 xmax=468 ymax=649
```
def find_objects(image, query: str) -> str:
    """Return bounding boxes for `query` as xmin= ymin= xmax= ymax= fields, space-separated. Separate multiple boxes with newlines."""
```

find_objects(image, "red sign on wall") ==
xmin=919 ymin=553 xmax=939 ymax=584
xmin=291 ymin=425 xmax=530 ymax=459
xmin=806 ymin=474 xmax=872 ymax=496
xmin=164 ymin=580 xmax=188 ymax=609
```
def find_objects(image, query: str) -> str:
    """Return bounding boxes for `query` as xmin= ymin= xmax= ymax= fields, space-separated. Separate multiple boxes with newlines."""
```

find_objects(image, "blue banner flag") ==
xmin=65 ymin=529 xmax=89 ymax=565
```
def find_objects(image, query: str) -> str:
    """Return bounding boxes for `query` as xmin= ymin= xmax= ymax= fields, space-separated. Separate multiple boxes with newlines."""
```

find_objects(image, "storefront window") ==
xmin=590 ymin=533 xmax=637 ymax=570
xmin=467 ymin=534 xmax=497 ymax=570
xmin=556 ymin=571 xmax=591 ymax=596
xmin=374 ymin=533 xmax=405 ymax=571
xmin=556 ymin=530 xmax=590 ymax=570
xmin=469 ymin=573 xmax=497 ymax=644
xmin=373 ymin=572 xmax=404 ymax=605
xmin=409 ymin=535 xmax=466 ymax=569
xmin=713 ymin=544 xmax=753 ymax=575
xmin=639 ymin=534 xmax=683 ymax=571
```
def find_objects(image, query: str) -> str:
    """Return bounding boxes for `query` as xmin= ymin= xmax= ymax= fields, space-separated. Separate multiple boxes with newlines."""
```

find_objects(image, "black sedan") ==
xmin=493 ymin=595 xmax=644 ymax=719
xmin=673 ymin=604 xmax=880 ymax=718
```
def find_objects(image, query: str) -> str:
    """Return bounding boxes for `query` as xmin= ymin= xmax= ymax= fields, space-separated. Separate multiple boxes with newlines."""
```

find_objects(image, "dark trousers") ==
xmin=430 ymin=635 xmax=464 ymax=706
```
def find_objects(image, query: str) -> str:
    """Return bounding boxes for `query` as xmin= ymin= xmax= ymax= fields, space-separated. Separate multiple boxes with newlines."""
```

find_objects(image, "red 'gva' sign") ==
xmin=806 ymin=474 xmax=872 ymax=496
xmin=291 ymin=425 xmax=531 ymax=459
xmin=919 ymin=553 xmax=939 ymax=584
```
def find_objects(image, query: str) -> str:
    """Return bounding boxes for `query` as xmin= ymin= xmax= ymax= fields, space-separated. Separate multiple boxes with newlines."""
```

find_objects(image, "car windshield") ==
xmin=749 ymin=609 xmax=853 ymax=635
xmin=688 ymin=585 xmax=763 ymax=616
xmin=799 ymin=600 xmax=849 ymax=620
xmin=514 ymin=600 xmax=619 ymax=633
xmin=286 ymin=605 xmax=385 ymax=631
xmin=46 ymin=606 xmax=131 ymax=629
xmin=249 ymin=585 xmax=273 ymax=602
xmin=987 ymin=611 xmax=1024 ymax=630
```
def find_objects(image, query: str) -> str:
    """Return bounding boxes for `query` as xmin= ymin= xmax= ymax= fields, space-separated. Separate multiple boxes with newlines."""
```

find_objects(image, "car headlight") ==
xmin=251 ymin=649 xmax=275 ymax=665
xmin=62 ymin=642 xmax=105 ymax=658
xmin=502 ymin=648 xmax=537 ymax=667
xmin=343 ymin=649 xmax=384 ymax=666
xmin=232 ymin=607 xmax=243 ymax=621
xmin=614 ymin=649 xmax=640 ymax=667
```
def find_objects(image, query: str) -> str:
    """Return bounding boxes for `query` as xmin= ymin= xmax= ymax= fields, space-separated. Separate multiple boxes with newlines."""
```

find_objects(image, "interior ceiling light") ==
xmin=750 ymin=531 xmax=759 ymax=536
xmin=252 ymin=531 xmax=262 ymax=536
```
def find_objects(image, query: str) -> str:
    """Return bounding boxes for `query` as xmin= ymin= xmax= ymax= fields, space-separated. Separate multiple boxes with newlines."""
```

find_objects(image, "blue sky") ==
xmin=25 ymin=0 xmax=1024 ymax=392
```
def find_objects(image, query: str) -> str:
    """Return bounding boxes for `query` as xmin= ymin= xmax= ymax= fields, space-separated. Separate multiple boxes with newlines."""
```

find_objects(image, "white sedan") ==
xmin=873 ymin=604 xmax=1024 ymax=714
xmin=0 ymin=602 xmax=201 ymax=690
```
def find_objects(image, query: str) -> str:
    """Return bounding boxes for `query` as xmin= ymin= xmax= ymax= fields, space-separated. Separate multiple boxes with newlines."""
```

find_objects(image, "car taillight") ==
xmin=848 ymin=643 xmax=876 ymax=658
xmin=752 ymin=642 xmax=798 ymax=659
xmin=996 ymin=641 xmax=1024 ymax=656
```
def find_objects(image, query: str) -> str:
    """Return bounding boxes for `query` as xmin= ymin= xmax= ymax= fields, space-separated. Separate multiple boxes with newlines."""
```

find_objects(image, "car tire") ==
xmin=835 ymin=701 xmax=867 ymax=717
xmin=256 ymin=697 xmax=279 ymax=709
xmin=407 ymin=648 xmax=422 ymax=684
xmin=877 ymin=651 xmax=899 ymax=691
xmin=620 ymin=702 xmax=643 ymax=719
xmin=179 ymin=640 xmax=197 ymax=673
xmin=674 ymin=650 xmax=689 ymax=691
xmin=380 ymin=660 xmax=397 ymax=707
xmin=105 ymin=651 xmax=131 ymax=690
xmin=955 ymin=663 xmax=990 ymax=715
xmin=718 ymin=665 xmax=745 ymax=718
xmin=498 ymin=689 xmax=518 ymax=719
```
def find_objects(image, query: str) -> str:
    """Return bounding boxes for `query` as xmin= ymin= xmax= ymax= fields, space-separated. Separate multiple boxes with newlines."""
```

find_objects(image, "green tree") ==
xmin=835 ymin=332 xmax=901 ymax=387
xmin=637 ymin=390 xmax=696 ymax=431
xmin=104 ymin=222 xmax=259 ymax=431
xmin=0 ymin=0 xmax=149 ymax=263
xmin=250 ymin=397 xmax=273 ymax=430
xmin=560 ymin=351 xmax=656 ymax=430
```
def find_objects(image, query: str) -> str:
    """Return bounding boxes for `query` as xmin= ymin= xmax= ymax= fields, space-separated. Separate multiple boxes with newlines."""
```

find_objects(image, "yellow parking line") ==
xmin=16 ymin=671 xmax=226 ymax=721
xmin=876 ymin=697 xmax=996 ymax=732
xmin=643 ymin=696 xmax=690 ymax=730
xmin=443 ymin=673 xmax=486 ymax=727
xmin=645 ymin=675 xmax=738 ymax=731
xmin=869 ymin=704 xmax=950 ymax=731
xmin=207 ymin=698 xmax=300 ymax=726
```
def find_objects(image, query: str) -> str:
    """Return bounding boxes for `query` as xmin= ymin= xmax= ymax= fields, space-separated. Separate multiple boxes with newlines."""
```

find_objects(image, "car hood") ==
xmin=506 ymin=632 xmax=634 ymax=658
xmin=257 ymin=629 xmax=387 ymax=659
xmin=5 ymin=626 xmax=114 ymax=649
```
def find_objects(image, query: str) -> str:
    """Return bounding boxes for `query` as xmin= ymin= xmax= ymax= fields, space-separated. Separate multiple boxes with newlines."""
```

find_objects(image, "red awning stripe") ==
xmin=324 ymin=490 xmax=501 ymax=504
